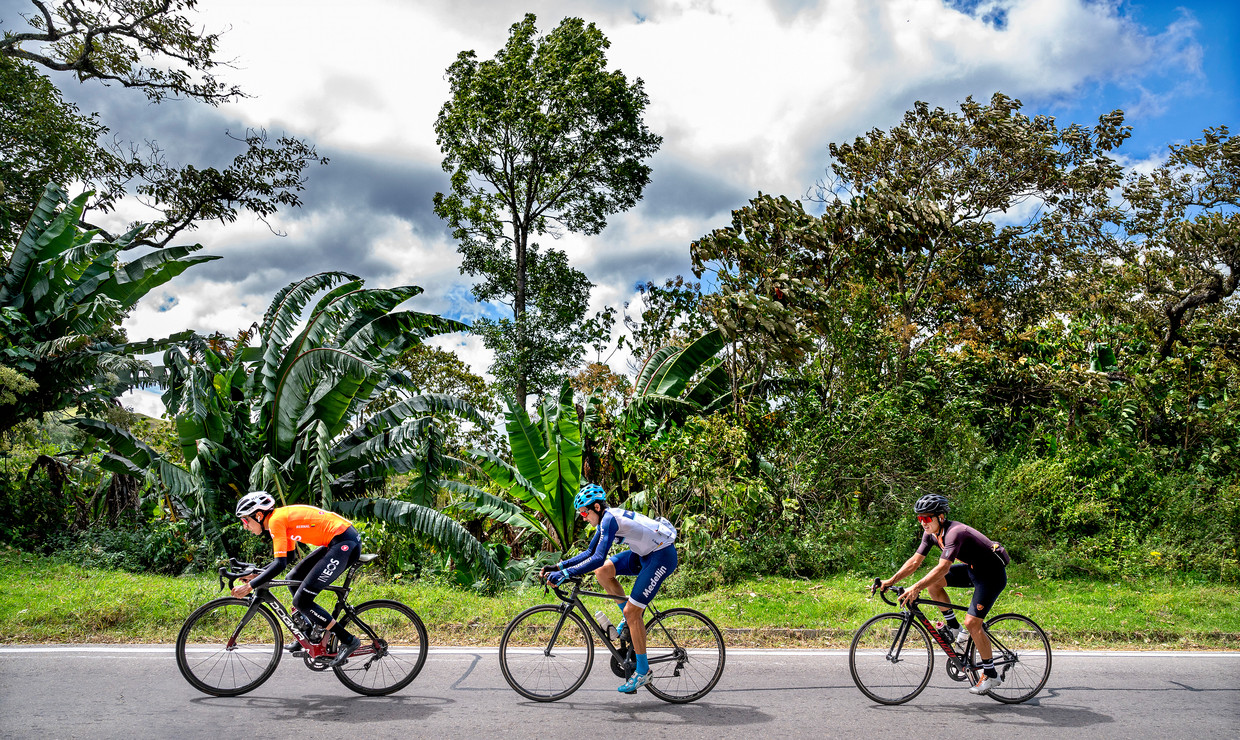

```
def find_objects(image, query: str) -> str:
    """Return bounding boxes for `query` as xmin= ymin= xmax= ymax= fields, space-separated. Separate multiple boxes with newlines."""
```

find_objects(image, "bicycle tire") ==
xmin=331 ymin=599 xmax=429 ymax=696
xmin=175 ymin=597 xmax=282 ymax=697
xmin=499 ymin=604 xmax=594 ymax=702
xmin=965 ymin=613 xmax=1052 ymax=704
xmin=849 ymin=612 xmax=934 ymax=705
xmin=642 ymin=608 xmax=726 ymax=703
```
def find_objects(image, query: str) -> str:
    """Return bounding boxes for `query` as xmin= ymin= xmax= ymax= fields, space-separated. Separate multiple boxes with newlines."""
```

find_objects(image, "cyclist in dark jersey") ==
xmin=232 ymin=491 xmax=363 ymax=667
xmin=879 ymin=494 xmax=1010 ymax=694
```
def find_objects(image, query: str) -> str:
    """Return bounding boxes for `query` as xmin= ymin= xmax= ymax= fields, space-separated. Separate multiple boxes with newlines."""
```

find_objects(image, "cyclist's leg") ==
xmin=292 ymin=529 xmax=360 ymax=631
xmin=595 ymin=556 xmax=627 ymax=618
xmin=287 ymin=546 xmax=327 ymax=617
xmin=964 ymin=567 xmax=1007 ymax=663
xmin=624 ymin=546 xmax=677 ymax=659
xmin=934 ymin=563 xmax=971 ymax=634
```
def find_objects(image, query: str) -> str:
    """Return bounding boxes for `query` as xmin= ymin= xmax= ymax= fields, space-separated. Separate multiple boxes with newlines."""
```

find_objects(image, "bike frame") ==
xmin=546 ymin=578 xmax=684 ymax=674
xmin=877 ymin=587 xmax=1018 ymax=676
xmin=223 ymin=558 xmax=369 ymax=662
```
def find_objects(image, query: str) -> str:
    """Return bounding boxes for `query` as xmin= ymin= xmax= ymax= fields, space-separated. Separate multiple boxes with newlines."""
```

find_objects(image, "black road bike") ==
xmin=849 ymin=578 xmax=1052 ymax=705
xmin=499 ymin=575 xmax=726 ymax=703
xmin=175 ymin=555 xmax=428 ymax=697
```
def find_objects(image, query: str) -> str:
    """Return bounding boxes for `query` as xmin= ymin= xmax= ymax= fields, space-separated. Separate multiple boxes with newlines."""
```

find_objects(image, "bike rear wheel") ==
xmin=849 ymin=613 xmax=934 ymax=705
xmin=966 ymin=613 xmax=1052 ymax=704
xmin=643 ymin=608 xmax=726 ymax=703
xmin=175 ymin=597 xmax=282 ymax=696
xmin=499 ymin=604 xmax=594 ymax=702
xmin=332 ymin=599 xmax=429 ymax=696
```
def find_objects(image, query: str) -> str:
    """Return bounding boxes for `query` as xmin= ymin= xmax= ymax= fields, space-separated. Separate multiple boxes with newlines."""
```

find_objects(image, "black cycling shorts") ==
xmin=945 ymin=562 xmax=1006 ymax=618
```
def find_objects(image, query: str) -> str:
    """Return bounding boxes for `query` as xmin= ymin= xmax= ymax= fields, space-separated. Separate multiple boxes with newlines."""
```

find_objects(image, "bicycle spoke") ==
xmin=643 ymin=608 xmax=726 ymax=704
xmin=968 ymin=613 xmax=1052 ymax=704
xmin=175 ymin=599 xmax=282 ymax=697
xmin=849 ymin=614 xmax=934 ymax=705
xmin=333 ymin=600 xmax=428 ymax=696
xmin=499 ymin=605 xmax=593 ymax=702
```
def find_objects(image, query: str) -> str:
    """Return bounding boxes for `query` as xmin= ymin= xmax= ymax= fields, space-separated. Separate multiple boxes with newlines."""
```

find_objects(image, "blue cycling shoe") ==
xmin=618 ymin=670 xmax=653 ymax=694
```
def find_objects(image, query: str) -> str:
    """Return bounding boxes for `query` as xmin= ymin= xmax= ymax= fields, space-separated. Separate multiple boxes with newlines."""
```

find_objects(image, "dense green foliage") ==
xmin=0 ymin=183 xmax=216 ymax=434
xmin=2 ymin=90 xmax=1235 ymax=606
xmin=434 ymin=13 xmax=661 ymax=408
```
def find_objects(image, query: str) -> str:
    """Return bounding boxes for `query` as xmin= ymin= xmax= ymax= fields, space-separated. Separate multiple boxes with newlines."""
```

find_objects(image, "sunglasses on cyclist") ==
xmin=917 ymin=515 xmax=937 ymax=524
xmin=578 ymin=508 xmax=592 ymax=519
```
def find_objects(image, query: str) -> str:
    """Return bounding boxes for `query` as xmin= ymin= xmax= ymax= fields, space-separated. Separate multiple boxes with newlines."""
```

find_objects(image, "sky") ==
xmin=2 ymin=0 xmax=1236 ymax=416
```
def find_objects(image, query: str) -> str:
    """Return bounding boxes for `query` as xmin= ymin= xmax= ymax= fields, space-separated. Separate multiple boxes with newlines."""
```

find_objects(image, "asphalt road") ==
xmin=1 ymin=647 xmax=1236 ymax=739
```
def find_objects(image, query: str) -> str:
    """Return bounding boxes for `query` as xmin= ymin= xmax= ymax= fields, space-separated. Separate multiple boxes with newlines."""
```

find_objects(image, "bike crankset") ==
xmin=945 ymin=656 xmax=971 ymax=682
xmin=609 ymin=652 xmax=635 ymax=679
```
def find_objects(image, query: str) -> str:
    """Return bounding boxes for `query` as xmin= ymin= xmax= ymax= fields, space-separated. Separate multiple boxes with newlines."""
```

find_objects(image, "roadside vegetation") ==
xmin=3 ymin=549 xmax=1237 ymax=649
xmin=2 ymin=4 xmax=1237 ymax=651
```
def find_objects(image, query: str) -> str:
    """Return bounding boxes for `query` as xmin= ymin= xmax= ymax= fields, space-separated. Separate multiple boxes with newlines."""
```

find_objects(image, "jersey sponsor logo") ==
xmin=642 ymin=566 xmax=668 ymax=598
xmin=341 ymin=544 xmax=349 ymax=551
xmin=318 ymin=557 xmax=342 ymax=582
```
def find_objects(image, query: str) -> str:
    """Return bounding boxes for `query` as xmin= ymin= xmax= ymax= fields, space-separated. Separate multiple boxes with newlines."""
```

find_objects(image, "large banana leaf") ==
xmin=501 ymin=395 xmax=549 ymax=489
xmin=2 ymin=183 xmax=69 ymax=306
xmin=271 ymin=347 xmax=377 ymax=459
xmin=257 ymin=271 xmax=358 ymax=406
xmin=442 ymin=480 xmax=548 ymax=536
xmin=335 ymin=498 xmax=503 ymax=586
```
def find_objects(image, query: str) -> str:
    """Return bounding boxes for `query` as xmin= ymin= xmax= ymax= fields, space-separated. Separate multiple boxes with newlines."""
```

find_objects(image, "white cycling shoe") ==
xmin=969 ymin=673 xmax=1003 ymax=694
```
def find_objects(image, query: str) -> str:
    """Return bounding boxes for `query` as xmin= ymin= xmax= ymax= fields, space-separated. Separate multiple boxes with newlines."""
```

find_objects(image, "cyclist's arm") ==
xmin=246 ymin=556 xmax=288 ymax=590
xmin=907 ymin=557 xmax=953 ymax=594
xmin=562 ymin=514 xmax=618 ymax=577
xmin=559 ymin=529 xmax=601 ymax=571
xmin=881 ymin=552 xmax=926 ymax=589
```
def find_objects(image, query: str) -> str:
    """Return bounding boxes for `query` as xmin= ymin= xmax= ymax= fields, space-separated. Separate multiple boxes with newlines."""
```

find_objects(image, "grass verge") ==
xmin=4 ymin=549 xmax=1237 ymax=649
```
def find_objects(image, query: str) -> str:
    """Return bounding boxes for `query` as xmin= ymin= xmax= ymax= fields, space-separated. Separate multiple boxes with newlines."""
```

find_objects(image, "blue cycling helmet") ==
xmin=574 ymin=483 xmax=606 ymax=510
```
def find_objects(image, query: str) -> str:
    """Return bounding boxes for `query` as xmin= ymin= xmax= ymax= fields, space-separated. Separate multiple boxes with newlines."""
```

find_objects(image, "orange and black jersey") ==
xmin=267 ymin=505 xmax=352 ymax=557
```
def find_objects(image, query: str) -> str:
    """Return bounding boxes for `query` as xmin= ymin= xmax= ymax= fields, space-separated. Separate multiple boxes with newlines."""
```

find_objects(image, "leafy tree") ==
xmin=0 ymin=182 xmax=215 ymax=435
xmin=620 ymin=276 xmax=712 ymax=374
xmin=1 ymin=0 xmax=326 ymax=250
xmin=815 ymin=93 xmax=1130 ymax=381
xmin=0 ymin=55 xmax=123 ymax=245
xmin=433 ymin=13 xmax=661 ymax=409
xmin=1117 ymin=126 xmax=1238 ymax=359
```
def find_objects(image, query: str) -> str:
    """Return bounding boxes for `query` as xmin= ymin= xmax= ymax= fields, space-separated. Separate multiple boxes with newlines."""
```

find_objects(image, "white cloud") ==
xmin=94 ymin=0 xmax=1204 ymax=384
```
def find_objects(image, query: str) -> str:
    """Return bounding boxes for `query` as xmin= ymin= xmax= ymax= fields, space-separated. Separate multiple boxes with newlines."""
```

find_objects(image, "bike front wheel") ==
xmin=643 ymin=608 xmax=726 ymax=703
xmin=332 ymin=599 xmax=429 ymax=696
xmin=175 ymin=597 xmax=282 ymax=696
xmin=849 ymin=613 xmax=934 ymax=705
xmin=967 ymin=613 xmax=1052 ymax=704
xmin=499 ymin=605 xmax=594 ymax=702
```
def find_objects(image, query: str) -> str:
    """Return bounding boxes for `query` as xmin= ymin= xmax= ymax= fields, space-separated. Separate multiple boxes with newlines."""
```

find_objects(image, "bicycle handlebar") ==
xmin=217 ymin=558 xmax=261 ymax=591
xmin=871 ymin=577 xmax=906 ymax=608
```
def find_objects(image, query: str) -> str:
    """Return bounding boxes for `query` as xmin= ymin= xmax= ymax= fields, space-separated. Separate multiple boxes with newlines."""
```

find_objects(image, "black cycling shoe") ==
xmin=329 ymin=635 xmax=362 ymax=667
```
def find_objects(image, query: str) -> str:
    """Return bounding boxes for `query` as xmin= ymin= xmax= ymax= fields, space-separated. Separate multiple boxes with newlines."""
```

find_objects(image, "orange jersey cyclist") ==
xmin=231 ymin=491 xmax=363 ymax=667
xmin=542 ymin=483 xmax=678 ymax=694
xmin=880 ymin=493 xmax=1011 ymax=695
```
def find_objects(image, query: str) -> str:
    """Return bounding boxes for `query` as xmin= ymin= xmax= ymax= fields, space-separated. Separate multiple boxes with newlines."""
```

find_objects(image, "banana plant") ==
xmin=621 ymin=329 xmax=734 ymax=437
xmin=0 ymin=182 xmax=218 ymax=434
xmin=70 ymin=272 xmax=504 ymax=579
xmin=458 ymin=381 xmax=584 ymax=555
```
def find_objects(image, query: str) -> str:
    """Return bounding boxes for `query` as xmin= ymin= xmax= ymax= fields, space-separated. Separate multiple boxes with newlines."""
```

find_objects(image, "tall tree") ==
xmin=433 ymin=13 xmax=661 ymax=409
xmin=1 ymin=0 xmax=325 ymax=249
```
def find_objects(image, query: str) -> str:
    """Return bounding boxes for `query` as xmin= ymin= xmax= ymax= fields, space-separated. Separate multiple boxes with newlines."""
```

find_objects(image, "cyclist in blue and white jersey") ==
xmin=541 ymin=483 xmax=678 ymax=694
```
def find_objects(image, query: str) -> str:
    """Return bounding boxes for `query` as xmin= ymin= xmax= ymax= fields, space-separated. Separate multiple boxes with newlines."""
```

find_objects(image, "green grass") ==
xmin=3 ymin=549 xmax=1237 ymax=648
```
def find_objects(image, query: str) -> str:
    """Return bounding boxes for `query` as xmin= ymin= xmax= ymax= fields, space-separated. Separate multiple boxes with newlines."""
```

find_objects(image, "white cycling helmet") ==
xmin=235 ymin=491 xmax=276 ymax=517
